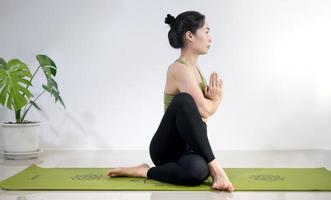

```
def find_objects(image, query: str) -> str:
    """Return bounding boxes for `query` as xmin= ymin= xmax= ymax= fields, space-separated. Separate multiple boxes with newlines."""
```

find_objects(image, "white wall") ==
xmin=0 ymin=0 xmax=330 ymax=150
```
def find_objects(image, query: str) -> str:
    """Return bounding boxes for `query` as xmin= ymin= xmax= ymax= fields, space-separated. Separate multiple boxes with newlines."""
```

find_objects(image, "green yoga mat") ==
xmin=1 ymin=164 xmax=331 ymax=191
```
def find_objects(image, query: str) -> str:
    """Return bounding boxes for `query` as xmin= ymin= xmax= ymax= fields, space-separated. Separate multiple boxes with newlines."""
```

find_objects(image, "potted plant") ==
xmin=0 ymin=55 xmax=65 ymax=153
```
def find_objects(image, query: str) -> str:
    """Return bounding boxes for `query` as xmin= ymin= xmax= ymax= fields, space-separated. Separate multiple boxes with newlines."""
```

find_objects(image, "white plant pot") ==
xmin=1 ymin=121 xmax=41 ymax=153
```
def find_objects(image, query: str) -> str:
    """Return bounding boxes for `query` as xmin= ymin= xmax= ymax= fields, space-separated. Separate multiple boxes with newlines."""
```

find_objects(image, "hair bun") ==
xmin=165 ymin=14 xmax=176 ymax=28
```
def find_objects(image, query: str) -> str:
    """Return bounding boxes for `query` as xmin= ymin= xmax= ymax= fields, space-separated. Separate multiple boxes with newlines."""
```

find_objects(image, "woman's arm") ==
xmin=173 ymin=66 xmax=223 ymax=119
xmin=203 ymin=97 xmax=221 ymax=117
xmin=202 ymin=96 xmax=221 ymax=122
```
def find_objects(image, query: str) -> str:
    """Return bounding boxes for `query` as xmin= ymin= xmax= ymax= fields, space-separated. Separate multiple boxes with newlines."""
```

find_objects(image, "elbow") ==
xmin=200 ymin=107 xmax=211 ymax=118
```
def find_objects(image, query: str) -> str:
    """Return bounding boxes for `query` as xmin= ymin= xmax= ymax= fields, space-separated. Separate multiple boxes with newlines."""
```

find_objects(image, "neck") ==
xmin=179 ymin=47 xmax=199 ymax=68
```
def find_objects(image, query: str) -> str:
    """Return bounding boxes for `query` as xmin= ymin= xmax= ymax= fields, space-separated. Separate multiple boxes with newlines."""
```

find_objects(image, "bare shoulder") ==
xmin=167 ymin=61 xmax=192 ymax=80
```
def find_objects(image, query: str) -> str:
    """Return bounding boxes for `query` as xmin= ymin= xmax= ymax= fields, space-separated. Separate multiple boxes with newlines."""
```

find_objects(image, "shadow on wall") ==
xmin=0 ymin=102 xmax=114 ymax=150
xmin=36 ymin=104 xmax=111 ymax=149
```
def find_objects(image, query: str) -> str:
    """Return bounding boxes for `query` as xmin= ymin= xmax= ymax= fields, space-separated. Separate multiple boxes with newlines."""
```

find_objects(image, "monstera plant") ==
xmin=0 ymin=55 xmax=65 ymax=154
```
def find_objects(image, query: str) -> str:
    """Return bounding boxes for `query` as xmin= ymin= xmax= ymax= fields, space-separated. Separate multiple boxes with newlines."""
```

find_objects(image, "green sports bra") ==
xmin=164 ymin=58 xmax=207 ymax=112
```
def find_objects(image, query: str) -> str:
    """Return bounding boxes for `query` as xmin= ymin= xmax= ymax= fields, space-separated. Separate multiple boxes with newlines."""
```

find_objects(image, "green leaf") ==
xmin=6 ymin=93 xmax=13 ymax=110
xmin=11 ymin=86 xmax=28 ymax=110
xmin=0 ymin=58 xmax=33 ymax=111
xmin=0 ymin=84 xmax=8 ymax=105
xmin=0 ymin=57 xmax=7 ymax=69
xmin=30 ymin=100 xmax=41 ymax=110
xmin=42 ymin=83 xmax=65 ymax=108
xmin=36 ymin=55 xmax=57 ymax=76
xmin=15 ymin=76 xmax=32 ymax=87
xmin=38 ymin=55 xmax=65 ymax=109
xmin=42 ymin=84 xmax=51 ymax=93
xmin=8 ymin=59 xmax=32 ymax=77
xmin=49 ymin=78 xmax=58 ymax=89
xmin=58 ymin=95 xmax=65 ymax=108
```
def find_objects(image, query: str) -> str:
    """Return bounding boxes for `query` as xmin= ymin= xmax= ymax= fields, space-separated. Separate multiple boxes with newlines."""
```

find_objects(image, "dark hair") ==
xmin=164 ymin=11 xmax=205 ymax=49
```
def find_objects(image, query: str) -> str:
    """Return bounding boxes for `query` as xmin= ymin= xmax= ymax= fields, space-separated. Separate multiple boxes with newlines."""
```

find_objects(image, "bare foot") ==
xmin=106 ymin=163 xmax=150 ymax=178
xmin=210 ymin=168 xmax=235 ymax=191
xmin=208 ymin=160 xmax=235 ymax=191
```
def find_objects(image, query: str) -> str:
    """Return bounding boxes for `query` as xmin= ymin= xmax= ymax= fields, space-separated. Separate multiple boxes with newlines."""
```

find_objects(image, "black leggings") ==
xmin=147 ymin=92 xmax=216 ymax=186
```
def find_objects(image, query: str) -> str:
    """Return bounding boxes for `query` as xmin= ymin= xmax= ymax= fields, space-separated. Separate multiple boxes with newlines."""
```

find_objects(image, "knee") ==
xmin=172 ymin=92 xmax=195 ymax=109
xmin=180 ymin=158 xmax=210 ymax=186
xmin=174 ymin=92 xmax=194 ymax=102
xmin=184 ymin=166 xmax=209 ymax=186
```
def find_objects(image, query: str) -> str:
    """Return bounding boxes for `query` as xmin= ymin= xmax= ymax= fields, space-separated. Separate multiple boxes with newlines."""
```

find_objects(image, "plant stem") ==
xmin=19 ymin=65 xmax=41 ymax=122
xmin=27 ymin=65 xmax=41 ymax=90
xmin=15 ymin=109 xmax=21 ymax=123
xmin=21 ymin=89 xmax=46 ymax=122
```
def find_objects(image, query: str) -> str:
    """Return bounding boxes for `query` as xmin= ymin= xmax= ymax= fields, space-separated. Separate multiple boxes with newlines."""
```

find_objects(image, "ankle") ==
xmin=208 ymin=159 xmax=221 ymax=169
xmin=138 ymin=166 xmax=150 ymax=178
xmin=208 ymin=160 xmax=226 ymax=174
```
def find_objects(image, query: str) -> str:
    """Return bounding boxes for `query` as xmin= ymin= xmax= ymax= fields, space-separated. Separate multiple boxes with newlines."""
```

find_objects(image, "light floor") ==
xmin=0 ymin=150 xmax=331 ymax=200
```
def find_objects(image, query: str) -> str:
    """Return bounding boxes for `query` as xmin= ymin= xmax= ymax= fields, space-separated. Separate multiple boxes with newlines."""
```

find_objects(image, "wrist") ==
xmin=212 ymin=97 xmax=221 ymax=104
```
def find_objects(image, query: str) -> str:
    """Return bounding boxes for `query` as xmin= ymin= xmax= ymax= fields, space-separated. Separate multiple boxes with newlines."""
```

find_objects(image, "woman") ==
xmin=106 ymin=11 xmax=235 ymax=192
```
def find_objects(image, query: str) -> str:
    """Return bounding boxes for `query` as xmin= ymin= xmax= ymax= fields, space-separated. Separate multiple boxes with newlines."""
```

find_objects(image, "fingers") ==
xmin=215 ymin=73 xmax=222 ymax=88
xmin=204 ymin=85 xmax=209 ymax=94
xmin=210 ymin=72 xmax=216 ymax=87
xmin=213 ymin=72 xmax=217 ymax=87
xmin=209 ymin=73 xmax=213 ymax=87
xmin=210 ymin=72 xmax=222 ymax=88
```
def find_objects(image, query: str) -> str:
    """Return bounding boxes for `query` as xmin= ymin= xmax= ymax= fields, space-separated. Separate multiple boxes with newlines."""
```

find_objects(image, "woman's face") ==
xmin=185 ymin=20 xmax=212 ymax=55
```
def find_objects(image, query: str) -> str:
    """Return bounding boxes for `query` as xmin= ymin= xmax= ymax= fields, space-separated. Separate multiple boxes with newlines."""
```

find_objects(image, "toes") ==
xmin=107 ymin=168 xmax=119 ymax=176
xmin=218 ymin=184 xmax=230 ymax=191
xmin=212 ymin=184 xmax=218 ymax=189
xmin=213 ymin=184 xmax=227 ymax=190
xmin=211 ymin=180 xmax=235 ymax=191
xmin=228 ymin=184 xmax=235 ymax=191
xmin=219 ymin=187 xmax=227 ymax=190
xmin=224 ymin=185 xmax=234 ymax=192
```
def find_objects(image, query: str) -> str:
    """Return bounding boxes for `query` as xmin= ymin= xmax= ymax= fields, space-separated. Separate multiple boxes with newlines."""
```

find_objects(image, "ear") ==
xmin=184 ymin=31 xmax=194 ymax=43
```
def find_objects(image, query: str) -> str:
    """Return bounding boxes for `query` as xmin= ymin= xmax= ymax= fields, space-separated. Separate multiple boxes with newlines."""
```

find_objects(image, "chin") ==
xmin=196 ymin=48 xmax=209 ymax=55
xmin=200 ymin=49 xmax=209 ymax=55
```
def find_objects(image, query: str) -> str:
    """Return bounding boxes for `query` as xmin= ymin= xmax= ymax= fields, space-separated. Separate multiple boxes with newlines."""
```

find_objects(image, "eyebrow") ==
xmin=206 ymin=27 xmax=210 ymax=30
